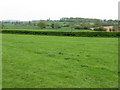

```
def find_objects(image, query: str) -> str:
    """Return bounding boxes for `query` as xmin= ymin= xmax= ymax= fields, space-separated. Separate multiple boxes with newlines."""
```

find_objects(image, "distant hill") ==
xmin=2 ymin=20 xmax=20 ymax=22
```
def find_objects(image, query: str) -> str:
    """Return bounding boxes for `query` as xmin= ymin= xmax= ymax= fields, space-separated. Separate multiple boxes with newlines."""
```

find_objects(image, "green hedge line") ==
xmin=1 ymin=29 xmax=120 ymax=37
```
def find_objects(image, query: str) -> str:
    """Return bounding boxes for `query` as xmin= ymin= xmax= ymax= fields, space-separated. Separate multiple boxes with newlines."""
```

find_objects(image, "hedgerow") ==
xmin=0 ymin=29 xmax=120 ymax=37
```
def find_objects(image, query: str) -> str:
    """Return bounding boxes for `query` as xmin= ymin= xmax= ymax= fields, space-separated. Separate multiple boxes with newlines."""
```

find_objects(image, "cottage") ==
xmin=103 ymin=26 xmax=113 ymax=32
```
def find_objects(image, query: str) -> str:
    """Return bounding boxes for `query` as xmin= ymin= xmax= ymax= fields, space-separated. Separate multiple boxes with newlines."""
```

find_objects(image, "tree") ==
xmin=51 ymin=24 xmax=55 ymax=28
xmin=94 ymin=20 xmax=102 ymax=26
xmin=113 ymin=25 xmax=118 ymax=31
xmin=37 ymin=22 xmax=46 ymax=29
xmin=54 ymin=23 xmax=61 ymax=28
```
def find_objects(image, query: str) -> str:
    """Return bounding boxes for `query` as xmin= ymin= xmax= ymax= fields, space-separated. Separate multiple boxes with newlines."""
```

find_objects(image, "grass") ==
xmin=2 ymin=33 xmax=118 ymax=88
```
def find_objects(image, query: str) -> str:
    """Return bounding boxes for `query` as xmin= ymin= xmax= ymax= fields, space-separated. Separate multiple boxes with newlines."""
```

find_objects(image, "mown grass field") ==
xmin=2 ymin=33 xmax=118 ymax=88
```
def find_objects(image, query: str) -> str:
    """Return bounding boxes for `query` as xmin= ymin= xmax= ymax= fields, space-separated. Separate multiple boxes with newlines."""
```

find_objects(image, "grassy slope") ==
xmin=2 ymin=34 xmax=118 ymax=88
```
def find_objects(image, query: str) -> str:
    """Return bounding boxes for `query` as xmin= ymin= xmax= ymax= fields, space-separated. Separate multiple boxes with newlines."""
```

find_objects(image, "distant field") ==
xmin=2 ymin=34 xmax=118 ymax=88
xmin=3 ymin=23 xmax=91 ymax=31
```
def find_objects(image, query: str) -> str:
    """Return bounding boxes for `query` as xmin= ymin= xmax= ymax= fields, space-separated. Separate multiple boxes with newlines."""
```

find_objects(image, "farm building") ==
xmin=90 ymin=28 xmax=94 ymax=30
xmin=90 ymin=26 xmax=119 ymax=32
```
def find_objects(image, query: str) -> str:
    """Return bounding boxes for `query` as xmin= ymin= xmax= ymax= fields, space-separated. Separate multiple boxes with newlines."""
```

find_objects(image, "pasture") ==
xmin=2 ymin=33 xmax=118 ymax=88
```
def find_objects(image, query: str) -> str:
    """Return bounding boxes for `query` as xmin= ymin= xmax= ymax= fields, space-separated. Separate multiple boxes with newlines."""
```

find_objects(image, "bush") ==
xmin=94 ymin=27 xmax=106 ymax=31
xmin=1 ymin=29 xmax=120 ymax=37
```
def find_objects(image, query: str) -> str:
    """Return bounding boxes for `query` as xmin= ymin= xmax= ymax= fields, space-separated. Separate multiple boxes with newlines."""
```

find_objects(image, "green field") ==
xmin=2 ymin=33 xmax=118 ymax=88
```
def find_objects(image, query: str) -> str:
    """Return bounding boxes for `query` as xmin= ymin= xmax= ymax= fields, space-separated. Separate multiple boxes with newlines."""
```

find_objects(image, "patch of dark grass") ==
xmin=47 ymin=53 xmax=56 ymax=57
xmin=64 ymin=57 xmax=71 ymax=60
xmin=86 ymin=55 xmax=90 ymax=57
xmin=34 ymin=51 xmax=42 ymax=54
xmin=80 ymin=65 xmax=89 ymax=68
xmin=58 ymin=52 xmax=64 ymax=55
xmin=64 ymin=57 xmax=79 ymax=61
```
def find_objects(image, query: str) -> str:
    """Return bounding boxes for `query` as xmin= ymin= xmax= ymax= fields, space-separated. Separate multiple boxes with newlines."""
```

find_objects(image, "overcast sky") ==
xmin=0 ymin=0 xmax=119 ymax=21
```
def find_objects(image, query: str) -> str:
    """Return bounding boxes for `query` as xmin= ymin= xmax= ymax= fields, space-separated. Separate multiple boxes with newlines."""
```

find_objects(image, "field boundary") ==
xmin=1 ymin=29 xmax=120 ymax=37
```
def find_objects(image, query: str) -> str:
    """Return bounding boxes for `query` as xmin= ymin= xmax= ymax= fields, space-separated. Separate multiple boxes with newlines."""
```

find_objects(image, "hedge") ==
xmin=0 ymin=29 xmax=120 ymax=37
